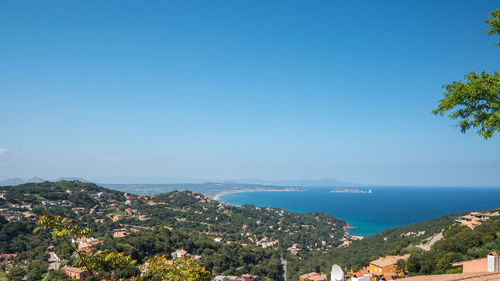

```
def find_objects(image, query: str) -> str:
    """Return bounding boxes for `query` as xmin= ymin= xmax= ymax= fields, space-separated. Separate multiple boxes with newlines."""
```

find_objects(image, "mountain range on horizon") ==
xmin=0 ymin=176 xmax=359 ymax=187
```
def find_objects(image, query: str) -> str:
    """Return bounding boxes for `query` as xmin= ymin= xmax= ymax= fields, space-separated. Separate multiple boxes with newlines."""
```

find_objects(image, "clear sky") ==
xmin=1 ymin=0 xmax=499 ymax=186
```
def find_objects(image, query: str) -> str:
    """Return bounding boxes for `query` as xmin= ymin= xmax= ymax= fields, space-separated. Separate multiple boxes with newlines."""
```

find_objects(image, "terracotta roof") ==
xmin=402 ymin=272 xmax=500 ymax=281
xmin=354 ymin=269 xmax=369 ymax=277
xmin=452 ymin=258 xmax=486 ymax=266
xmin=370 ymin=255 xmax=409 ymax=268
xmin=62 ymin=266 xmax=85 ymax=274
xmin=300 ymin=272 xmax=327 ymax=280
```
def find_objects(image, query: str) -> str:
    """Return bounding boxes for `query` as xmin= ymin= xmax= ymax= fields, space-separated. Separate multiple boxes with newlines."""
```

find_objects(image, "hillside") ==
xmin=0 ymin=181 xmax=346 ymax=281
xmin=1 ymin=181 xmax=498 ymax=281
xmin=284 ymin=213 xmax=459 ymax=280
xmin=100 ymin=182 xmax=304 ymax=197
xmin=285 ymin=210 xmax=500 ymax=281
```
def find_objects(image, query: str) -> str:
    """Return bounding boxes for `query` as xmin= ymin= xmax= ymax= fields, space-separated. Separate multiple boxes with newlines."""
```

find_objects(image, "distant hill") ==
xmin=0 ymin=177 xmax=46 ymax=186
xmin=239 ymin=178 xmax=360 ymax=187
xmin=56 ymin=177 xmax=87 ymax=182
xmin=27 ymin=177 xmax=45 ymax=183
xmin=0 ymin=178 xmax=26 ymax=186
xmin=90 ymin=176 xmax=203 ymax=184
xmin=2 ymin=175 xmax=362 ymax=187
xmin=100 ymin=182 xmax=304 ymax=197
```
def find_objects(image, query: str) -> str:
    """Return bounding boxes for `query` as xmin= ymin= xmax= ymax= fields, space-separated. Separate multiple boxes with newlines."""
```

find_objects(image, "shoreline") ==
xmin=212 ymin=188 xmax=303 ymax=201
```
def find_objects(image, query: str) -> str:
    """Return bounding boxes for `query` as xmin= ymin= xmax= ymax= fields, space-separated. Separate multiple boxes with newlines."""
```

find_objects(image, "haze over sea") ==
xmin=218 ymin=186 xmax=500 ymax=236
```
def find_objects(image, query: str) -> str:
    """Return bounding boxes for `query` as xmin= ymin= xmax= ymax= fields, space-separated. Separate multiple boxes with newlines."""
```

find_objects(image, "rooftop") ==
xmin=370 ymin=255 xmax=410 ymax=268
xmin=62 ymin=266 xmax=86 ymax=274
xmin=402 ymin=272 xmax=500 ymax=281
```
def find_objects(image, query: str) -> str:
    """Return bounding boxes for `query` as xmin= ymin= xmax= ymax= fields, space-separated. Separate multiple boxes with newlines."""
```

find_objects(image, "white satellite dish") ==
xmin=331 ymin=264 xmax=344 ymax=281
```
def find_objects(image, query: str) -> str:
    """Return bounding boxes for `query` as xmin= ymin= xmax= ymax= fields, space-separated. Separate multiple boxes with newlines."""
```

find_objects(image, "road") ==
xmin=48 ymin=252 xmax=59 ymax=271
xmin=90 ymin=204 xmax=99 ymax=215
xmin=43 ymin=251 xmax=60 ymax=281
xmin=416 ymin=230 xmax=444 ymax=251
xmin=281 ymin=258 xmax=287 ymax=281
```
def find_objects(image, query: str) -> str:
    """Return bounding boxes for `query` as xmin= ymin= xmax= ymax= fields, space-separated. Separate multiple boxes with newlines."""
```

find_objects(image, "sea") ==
xmin=218 ymin=186 xmax=500 ymax=236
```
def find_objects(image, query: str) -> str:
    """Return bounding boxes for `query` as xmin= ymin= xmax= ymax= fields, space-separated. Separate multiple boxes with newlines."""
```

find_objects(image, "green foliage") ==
xmin=486 ymin=9 xmax=500 ymax=47
xmin=75 ymin=251 xmax=135 ymax=275
xmin=434 ymin=9 xmax=500 ymax=139
xmin=405 ymin=217 xmax=500 ymax=275
xmin=131 ymin=256 xmax=210 ymax=281
xmin=44 ymin=270 xmax=68 ymax=281
xmin=35 ymin=212 xmax=134 ymax=279
xmin=6 ymin=267 xmax=26 ymax=281
xmin=102 ymin=227 xmax=282 ymax=280
xmin=286 ymin=214 xmax=457 ymax=280
xmin=35 ymin=212 xmax=92 ymax=240
xmin=433 ymin=72 xmax=500 ymax=139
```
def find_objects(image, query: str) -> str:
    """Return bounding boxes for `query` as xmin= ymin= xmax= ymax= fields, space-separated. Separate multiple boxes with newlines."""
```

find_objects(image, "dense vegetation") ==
xmin=1 ymin=181 xmax=498 ymax=281
xmin=285 ymin=214 xmax=458 ymax=280
xmin=404 ymin=217 xmax=500 ymax=275
xmin=0 ymin=181 xmax=345 ymax=280
xmin=0 ymin=218 xmax=50 ymax=281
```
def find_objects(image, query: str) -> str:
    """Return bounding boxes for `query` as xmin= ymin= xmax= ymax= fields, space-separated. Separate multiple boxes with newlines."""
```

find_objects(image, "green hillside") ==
xmin=1 ymin=181 xmax=498 ymax=281
xmin=0 ymin=181 xmax=346 ymax=281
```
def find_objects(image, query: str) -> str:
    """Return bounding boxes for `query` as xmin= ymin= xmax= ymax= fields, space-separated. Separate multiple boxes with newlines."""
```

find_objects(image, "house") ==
xmin=299 ymin=272 xmax=327 ymax=281
xmin=171 ymin=249 xmax=188 ymax=259
xmin=0 ymin=254 xmax=17 ymax=262
xmin=240 ymin=274 xmax=259 ymax=281
xmin=261 ymin=240 xmax=279 ymax=248
xmin=106 ymin=214 xmax=121 ymax=221
xmin=214 ymin=237 xmax=223 ymax=243
xmin=96 ymin=192 xmax=108 ymax=198
xmin=113 ymin=230 xmax=129 ymax=238
xmin=138 ymin=215 xmax=150 ymax=221
xmin=62 ymin=266 xmax=91 ymax=281
xmin=338 ymin=240 xmax=352 ymax=247
xmin=350 ymin=275 xmax=370 ymax=281
xmin=72 ymin=207 xmax=86 ymax=213
xmin=77 ymin=238 xmax=103 ymax=253
xmin=380 ymin=274 xmax=396 ymax=280
xmin=367 ymin=255 xmax=410 ymax=276
xmin=455 ymin=211 xmax=499 ymax=229
xmin=451 ymin=252 xmax=499 ymax=273
xmin=288 ymin=244 xmax=300 ymax=255
xmin=350 ymin=269 xmax=370 ymax=281
xmin=124 ymin=208 xmax=136 ymax=215
xmin=3 ymin=215 xmax=22 ymax=222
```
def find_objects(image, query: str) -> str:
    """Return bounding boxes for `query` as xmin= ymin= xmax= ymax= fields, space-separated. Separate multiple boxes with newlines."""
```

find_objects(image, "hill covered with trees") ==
xmin=0 ymin=181 xmax=346 ymax=280
xmin=1 ymin=181 xmax=498 ymax=281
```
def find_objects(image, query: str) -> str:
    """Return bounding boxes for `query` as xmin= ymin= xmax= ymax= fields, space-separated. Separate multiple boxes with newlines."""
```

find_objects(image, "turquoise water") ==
xmin=219 ymin=186 xmax=500 ymax=236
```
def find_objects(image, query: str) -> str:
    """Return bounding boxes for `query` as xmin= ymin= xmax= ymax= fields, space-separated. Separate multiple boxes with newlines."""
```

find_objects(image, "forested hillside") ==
xmin=0 ymin=181 xmax=346 ymax=281
xmin=1 ymin=181 xmax=498 ymax=281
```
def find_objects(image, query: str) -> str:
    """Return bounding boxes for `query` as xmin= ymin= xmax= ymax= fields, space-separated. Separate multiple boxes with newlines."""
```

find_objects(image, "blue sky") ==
xmin=1 ymin=0 xmax=499 ymax=186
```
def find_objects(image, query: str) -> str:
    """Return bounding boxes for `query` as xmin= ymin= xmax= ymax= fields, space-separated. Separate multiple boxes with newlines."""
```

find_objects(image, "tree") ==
xmin=6 ymin=267 xmax=26 ymax=281
xmin=35 ymin=212 xmax=133 ymax=279
xmin=486 ymin=9 xmax=500 ymax=47
xmin=130 ymin=256 xmax=211 ymax=281
xmin=433 ymin=10 xmax=500 ymax=139
xmin=35 ymin=212 xmax=212 ymax=281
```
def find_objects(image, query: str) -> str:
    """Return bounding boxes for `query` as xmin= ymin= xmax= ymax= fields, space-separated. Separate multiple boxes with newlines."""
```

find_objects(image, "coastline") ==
xmin=212 ymin=188 xmax=303 ymax=201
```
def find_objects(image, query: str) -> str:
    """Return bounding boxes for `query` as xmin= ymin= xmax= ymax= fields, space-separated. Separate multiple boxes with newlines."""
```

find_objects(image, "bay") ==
xmin=218 ymin=186 xmax=500 ymax=236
